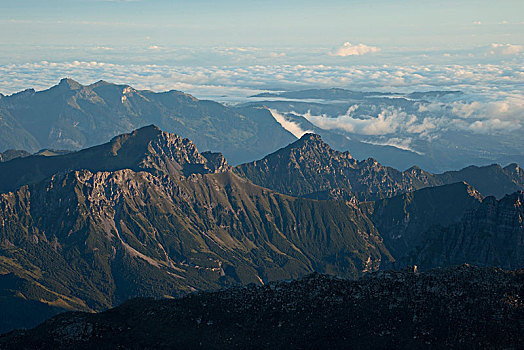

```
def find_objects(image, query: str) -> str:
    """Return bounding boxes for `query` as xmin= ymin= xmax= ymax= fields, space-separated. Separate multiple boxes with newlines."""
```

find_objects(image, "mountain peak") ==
xmin=132 ymin=124 xmax=161 ymax=134
xmin=9 ymin=88 xmax=36 ymax=98
xmin=298 ymin=133 xmax=323 ymax=142
xmin=0 ymin=126 xmax=230 ymax=192
xmin=504 ymin=163 xmax=521 ymax=175
xmin=58 ymin=78 xmax=83 ymax=90
xmin=108 ymin=124 xmax=162 ymax=149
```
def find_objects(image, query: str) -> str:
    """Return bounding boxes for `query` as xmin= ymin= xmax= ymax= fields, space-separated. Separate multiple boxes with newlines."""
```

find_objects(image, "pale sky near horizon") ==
xmin=1 ymin=0 xmax=523 ymax=51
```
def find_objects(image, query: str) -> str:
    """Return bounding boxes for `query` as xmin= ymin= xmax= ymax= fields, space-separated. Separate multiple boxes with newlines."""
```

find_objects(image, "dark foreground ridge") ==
xmin=1 ymin=265 xmax=523 ymax=349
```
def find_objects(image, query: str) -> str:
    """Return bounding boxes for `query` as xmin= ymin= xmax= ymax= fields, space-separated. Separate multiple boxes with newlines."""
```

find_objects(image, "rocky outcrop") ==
xmin=2 ymin=265 xmax=522 ymax=349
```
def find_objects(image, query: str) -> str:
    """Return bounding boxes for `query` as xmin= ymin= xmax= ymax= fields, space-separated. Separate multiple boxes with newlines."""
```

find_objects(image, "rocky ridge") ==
xmin=0 ymin=125 xmax=230 ymax=193
xmin=1 ymin=265 xmax=522 ymax=349
xmin=236 ymin=133 xmax=523 ymax=200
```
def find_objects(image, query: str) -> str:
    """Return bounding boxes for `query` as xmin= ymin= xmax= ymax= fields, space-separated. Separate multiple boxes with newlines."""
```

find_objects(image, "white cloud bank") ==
xmin=300 ymin=106 xmax=439 ymax=137
xmin=487 ymin=43 xmax=524 ymax=56
xmin=1 ymin=60 xmax=523 ymax=99
xmin=298 ymin=95 xmax=523 ymax=142
xmin=330 ymin=42 xmax=381 ymax=57
xmin=0 ymin=60 xmax=522 ymax=139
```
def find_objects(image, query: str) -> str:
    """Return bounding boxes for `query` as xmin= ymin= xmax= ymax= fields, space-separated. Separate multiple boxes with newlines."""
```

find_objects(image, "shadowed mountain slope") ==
xmin=365 ymin=182 xmax=484 ymax=261
xmin=404 ymin=191 xmax=524 ymax=269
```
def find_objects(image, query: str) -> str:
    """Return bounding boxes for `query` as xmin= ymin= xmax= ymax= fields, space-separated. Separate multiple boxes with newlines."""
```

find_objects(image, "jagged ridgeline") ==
xmin=1 ymin=266 xmax=523 ymax=349
xmin=235 ymin=133 xmax=524 ymax=200
xmin=0 ymin=126 xmax=391 ymax=333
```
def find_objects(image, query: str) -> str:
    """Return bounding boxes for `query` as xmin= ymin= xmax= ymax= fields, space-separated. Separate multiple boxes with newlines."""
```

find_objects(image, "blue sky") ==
xmin=2 ymin=0 xmax=523 ymax=51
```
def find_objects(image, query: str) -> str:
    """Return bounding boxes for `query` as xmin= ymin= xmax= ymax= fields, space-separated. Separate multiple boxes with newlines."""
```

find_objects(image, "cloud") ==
xmin=1 ymin=61 xmax=523 ymax=100
xmin=488 ymin=43 xmax=524 ymax=55
xmin=330 ymin=42 xmax=380 ymax=57
xmin=361 ymin=137 xmax=424 ymax=155
xmin=296 ymin=93 xmax=523 ymax=141
xmin=92 ymin=46 xmax=114 ymax=51
xmin=268 ymin=109 xmax=313 ymax=138
xmin=448 ymin=98 xmax=524 ymax=134
xmin=300 ymin=107 xmax=427 ymax=136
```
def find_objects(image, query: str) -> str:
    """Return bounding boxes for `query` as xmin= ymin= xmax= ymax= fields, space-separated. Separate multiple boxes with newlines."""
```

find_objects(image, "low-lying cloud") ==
xmin=330 ymin=42 xmax=381 ymax=57
xmin=268 ymin=109 xmax=313 ymax=138
xmin=1 ymin=60 xmax=522 ymax=100
xmin=300 ymin=107 xmax=441 ymax=138
xmin=487 ymin=43 xmax=524 ymax=56
xmin=296 ymin=96 xmax=523 ymax=150
xmin=0 ymin=60 xmax=522 ymax=142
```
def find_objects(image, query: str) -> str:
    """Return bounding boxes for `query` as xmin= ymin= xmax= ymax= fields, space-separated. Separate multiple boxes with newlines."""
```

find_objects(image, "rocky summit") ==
xmin=1 ymin=265 xmax=523 ymax=349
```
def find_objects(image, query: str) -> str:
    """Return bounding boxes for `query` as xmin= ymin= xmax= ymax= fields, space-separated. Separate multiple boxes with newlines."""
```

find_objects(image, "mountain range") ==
xmin=0 ymin=78 xmax=295 ymax=165
xmin=4 ymin=79 xmax=521 ymax=173
xmin=0 ymin=126 xmax=392 ymax=333
xmin=0 ymin=124 xmax=522 ymax=335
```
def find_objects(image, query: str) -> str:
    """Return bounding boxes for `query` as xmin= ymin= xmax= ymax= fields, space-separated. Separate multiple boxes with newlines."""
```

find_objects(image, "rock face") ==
xmin=236 ymin=133 xmax=524 ymax=200
xmin=0 ymin=79 xmax=296 ymax=165
xmin=0 ymin=128 xmax=391 ymax=333
xmin=1 ymin=265 xmax=523 ymax=349
xmin=407 ymin=191 xmax=524 ymax=269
